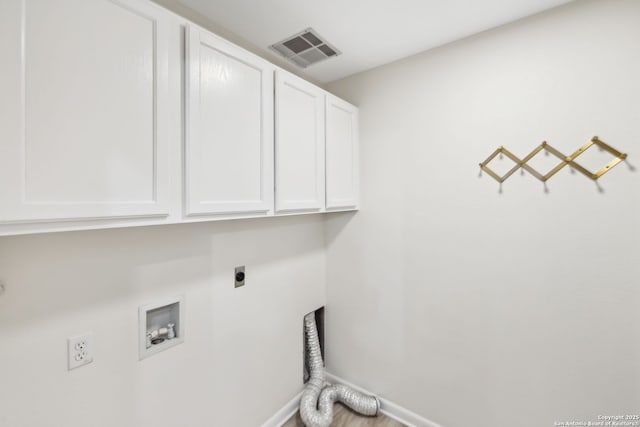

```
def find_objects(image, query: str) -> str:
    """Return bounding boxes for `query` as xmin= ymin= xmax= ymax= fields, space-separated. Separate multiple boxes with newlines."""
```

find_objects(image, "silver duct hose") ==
xmin=300 ymin=313 xmax=380 ymax=427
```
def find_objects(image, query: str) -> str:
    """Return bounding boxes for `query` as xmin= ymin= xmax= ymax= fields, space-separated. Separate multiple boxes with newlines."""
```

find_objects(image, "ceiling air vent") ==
xmin=270 ymin=28 xmax=341 ymax=68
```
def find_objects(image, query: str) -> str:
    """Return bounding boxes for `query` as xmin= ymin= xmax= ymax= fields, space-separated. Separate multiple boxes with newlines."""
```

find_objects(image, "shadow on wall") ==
xmin=324 ymin=211 xmax=357 ymax=247
xmin=0 ymin=215 xmax=324 ymax=329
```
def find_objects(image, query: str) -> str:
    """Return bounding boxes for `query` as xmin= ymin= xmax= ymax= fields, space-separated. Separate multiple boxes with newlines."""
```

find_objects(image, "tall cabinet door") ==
xmin=275 ymin=70 xmax=325 ymax=213
xmin=0 ymin=0 xmax=170 ymax=223
xmin=185 ymin=26 xmax=274 ymax=217
xmin=326 ymin=95 xmax=359 ymax=210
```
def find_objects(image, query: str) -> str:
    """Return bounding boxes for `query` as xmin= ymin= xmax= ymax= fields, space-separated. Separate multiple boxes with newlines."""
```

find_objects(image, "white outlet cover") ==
xmin=68 ymin=332 xmax=94 ymax=370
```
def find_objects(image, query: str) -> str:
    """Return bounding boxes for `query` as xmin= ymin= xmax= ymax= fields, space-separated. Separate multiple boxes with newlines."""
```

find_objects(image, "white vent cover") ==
xmin=270 ymin=28 xmax=341 ymax=68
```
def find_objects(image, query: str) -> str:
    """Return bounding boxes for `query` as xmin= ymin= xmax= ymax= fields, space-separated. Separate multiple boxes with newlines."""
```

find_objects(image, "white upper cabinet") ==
xmin=325 ymin=95 xmax=359 ymax=210
xmin=0 ymin=0 xmax=358 ymax=236
xmin=185 ymin=25 xmax=274 ymax=217
xmin=275 ymin=70 xmax=325 ymax=213
xmin=0 ymin=0 xmax=170 ymax=223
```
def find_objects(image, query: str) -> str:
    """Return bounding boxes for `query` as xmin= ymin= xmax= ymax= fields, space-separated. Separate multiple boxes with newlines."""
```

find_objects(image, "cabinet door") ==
xmin=275 ymin=70 xmax=325 ymax=213
xmin=0 ymin=0 xmax=170 ymax=223
xmin=185 ymin=26 xmax=274 ymax=217
xmin=326 ymin=95 xmax=359 ymax=210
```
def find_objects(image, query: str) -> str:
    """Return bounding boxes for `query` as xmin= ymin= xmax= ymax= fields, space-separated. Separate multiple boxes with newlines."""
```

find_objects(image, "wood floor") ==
xmin=282 ymin=403 xmax=406 ymax=427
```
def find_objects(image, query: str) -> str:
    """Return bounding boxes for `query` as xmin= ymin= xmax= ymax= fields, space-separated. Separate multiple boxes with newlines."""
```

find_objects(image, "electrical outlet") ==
xmin=68 ymin=332 xmax=94 ymax=370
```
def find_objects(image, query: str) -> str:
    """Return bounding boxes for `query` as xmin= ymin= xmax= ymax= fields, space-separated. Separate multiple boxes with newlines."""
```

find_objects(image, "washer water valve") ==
xmin=146 ymin=323 xmax=176 ymax=348
xmin=139 ymin=296 xmax=184 ymax=360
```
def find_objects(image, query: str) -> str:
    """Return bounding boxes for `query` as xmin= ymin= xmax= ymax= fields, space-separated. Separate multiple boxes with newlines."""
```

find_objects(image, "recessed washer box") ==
xmin=139 ymin=295 xmax=184 ymax=360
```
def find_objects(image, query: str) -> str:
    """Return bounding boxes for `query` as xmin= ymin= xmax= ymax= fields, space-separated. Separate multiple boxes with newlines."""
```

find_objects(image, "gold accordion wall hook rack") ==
xmin=479 ymin=136 xmax=628 ymax=185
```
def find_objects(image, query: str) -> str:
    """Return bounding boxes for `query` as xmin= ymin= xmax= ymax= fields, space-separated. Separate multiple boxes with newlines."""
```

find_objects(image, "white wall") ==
xmin=325 ymin=1 xmax=640 ymax=426
xmin=0 ymin=217 xmax=325 ymax=427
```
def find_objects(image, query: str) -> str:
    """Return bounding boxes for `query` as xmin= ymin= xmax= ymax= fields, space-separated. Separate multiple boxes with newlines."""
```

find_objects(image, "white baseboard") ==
xmin=260 ymin=391 xmax=302 ymax=427
xmin=325 ymin=373 xmax=442 ymax=427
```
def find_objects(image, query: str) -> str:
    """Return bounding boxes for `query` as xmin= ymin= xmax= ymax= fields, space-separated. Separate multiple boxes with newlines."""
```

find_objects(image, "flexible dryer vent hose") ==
xmin=300 ymin=313 xmax=380 ymax=427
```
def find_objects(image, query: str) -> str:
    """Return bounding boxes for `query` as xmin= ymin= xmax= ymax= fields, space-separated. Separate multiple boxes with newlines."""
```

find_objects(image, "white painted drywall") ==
xmin=325 ymin=1 xmax=640 ymax=426
xmin=0 ymin=216 xmax=325 ymax=427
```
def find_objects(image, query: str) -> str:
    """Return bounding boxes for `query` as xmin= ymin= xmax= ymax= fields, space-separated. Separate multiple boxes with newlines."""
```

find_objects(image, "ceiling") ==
xmin=176 ymin=0 xmax=574 ymax=83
